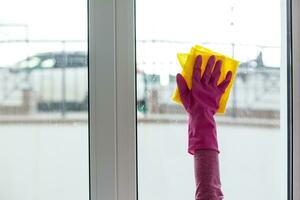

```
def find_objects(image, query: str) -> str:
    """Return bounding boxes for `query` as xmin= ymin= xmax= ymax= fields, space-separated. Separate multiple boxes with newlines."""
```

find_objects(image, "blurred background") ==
xmin=0 ymin=0 xmax=89 ymax=200
xmin=0 ymin=0 xmax=285 ymax=199
xmin=136 ymin=0 xmax=285 ymax=200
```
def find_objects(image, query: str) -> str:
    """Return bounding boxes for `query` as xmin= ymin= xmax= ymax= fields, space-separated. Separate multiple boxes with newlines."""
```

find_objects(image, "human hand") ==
xmin=176 ymin=55 xmax=232 ymax=115
xmin=176 ymin=55 xmax=232 ymax=154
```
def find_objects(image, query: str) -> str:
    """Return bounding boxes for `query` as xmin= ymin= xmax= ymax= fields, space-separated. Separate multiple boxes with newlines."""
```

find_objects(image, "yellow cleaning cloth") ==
xmin=172 ymin=45 xmax=240 ymax=114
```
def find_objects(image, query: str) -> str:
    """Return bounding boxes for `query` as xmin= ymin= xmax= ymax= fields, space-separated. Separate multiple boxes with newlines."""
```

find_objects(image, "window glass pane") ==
xmin=136 ymin=0 xmax=286 ymax=199
xmin=0 ymin=0 xmax=89 ymax=199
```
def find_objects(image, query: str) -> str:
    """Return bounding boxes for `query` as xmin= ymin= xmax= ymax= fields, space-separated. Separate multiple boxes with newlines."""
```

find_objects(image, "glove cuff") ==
xmin=187 ymin=109 xmax=219 ymax=155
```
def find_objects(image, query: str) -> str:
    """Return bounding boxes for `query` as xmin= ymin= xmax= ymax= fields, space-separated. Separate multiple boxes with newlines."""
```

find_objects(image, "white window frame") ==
xmin=292 ymin=0 xmax=300 ymax=199
xmin=88 ymin=0 xmax=297 ymax=199
xmin=89 ymin=0 xmax=136 ymax=199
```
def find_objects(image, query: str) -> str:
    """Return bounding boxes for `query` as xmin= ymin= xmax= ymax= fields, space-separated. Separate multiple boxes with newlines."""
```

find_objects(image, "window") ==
xmin=83 ymin=0 xmax=299 ymax=199
xmin=0 ymin=0 xmax=89 ymax=199
xmin=3 ymin=0 xmax=299 ymax=199
xmin=41 ymin=58 xmax=56 ymax=68
xmin=136 ymin=0 xmax=287 ymax=199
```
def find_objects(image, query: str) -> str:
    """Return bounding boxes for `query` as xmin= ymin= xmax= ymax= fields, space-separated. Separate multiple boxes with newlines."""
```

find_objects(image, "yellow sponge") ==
xmin=172 ymin=45 xmax=240 ymax=114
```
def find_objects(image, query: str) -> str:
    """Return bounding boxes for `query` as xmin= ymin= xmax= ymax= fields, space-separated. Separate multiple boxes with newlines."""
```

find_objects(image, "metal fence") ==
xmin=0 ymin=39 xmax=87 ymax=116
xmin=0 ymin=39 xmax=281 ymax=119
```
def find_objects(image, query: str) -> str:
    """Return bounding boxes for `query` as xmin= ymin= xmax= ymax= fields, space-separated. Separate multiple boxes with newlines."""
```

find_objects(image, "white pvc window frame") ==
xmin=292 ymin=0 xmax=300 ymax=199
xmin=88 ymin=0 xmax=297 ymax=199
xmin=88 ymin=0 xmax=136 ymax=199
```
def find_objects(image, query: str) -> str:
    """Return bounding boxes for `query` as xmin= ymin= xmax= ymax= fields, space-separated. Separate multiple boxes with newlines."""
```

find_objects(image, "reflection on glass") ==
xmin=137 ymin=0 xmax=284 ymax=200
xmin=0 ymin=0 xmax=89 ymax=199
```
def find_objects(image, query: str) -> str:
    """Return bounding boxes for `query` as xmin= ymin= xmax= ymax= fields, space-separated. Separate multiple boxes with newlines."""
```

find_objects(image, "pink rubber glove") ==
xmin=176 ymin=55 xmax=232 ymax=154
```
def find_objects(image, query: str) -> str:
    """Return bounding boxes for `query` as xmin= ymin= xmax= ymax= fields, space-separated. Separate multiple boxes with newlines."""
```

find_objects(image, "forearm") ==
xmin=176 ymin=55 xmax=230 ymax=200
xmin=194 ymin=149 xmax=223 ymax=200
xmin=188 ymin=110 xmax=219 ymax=155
